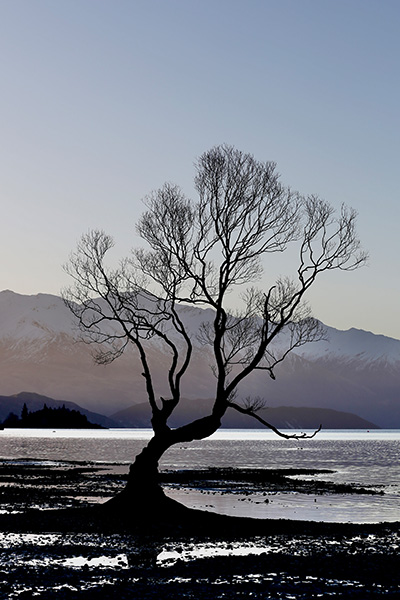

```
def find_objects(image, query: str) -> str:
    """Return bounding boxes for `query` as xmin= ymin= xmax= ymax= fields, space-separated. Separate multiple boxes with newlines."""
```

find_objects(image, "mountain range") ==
xmin=0 ymin=289 xmax=399 ymax=428
xmin=111 ymin=397 xmax=379 ymax=429
xmin=0 ymin=392 xmax=377 ymax=430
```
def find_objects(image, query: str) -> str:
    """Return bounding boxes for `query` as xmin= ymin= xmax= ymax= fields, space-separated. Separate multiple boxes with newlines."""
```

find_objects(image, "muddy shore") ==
xmin=0 ymin=461 xmax=399 ymax=598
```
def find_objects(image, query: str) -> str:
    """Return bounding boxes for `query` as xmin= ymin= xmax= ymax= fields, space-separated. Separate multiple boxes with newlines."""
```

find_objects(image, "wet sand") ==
xmin=0 ymin=461 xmax=399 ymax=598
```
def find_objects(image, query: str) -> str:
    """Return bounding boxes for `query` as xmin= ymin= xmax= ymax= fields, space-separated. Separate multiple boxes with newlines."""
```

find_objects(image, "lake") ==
xmin=0 ymin=428 xmax=399 ymax=523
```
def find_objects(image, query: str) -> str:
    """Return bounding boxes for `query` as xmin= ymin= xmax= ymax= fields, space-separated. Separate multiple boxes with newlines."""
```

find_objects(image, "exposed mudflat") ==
xmin=0 ymin=461 xmax=399 ymax=598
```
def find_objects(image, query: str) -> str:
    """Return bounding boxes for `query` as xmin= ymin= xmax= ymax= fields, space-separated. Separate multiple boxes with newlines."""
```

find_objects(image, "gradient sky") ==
xmin=1 ymin=0 xmax=399 ymax=338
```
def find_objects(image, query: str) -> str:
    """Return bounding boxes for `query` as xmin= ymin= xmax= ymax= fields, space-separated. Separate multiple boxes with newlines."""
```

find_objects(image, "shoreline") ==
xmin=0 ymin=461 xmax=399 ymax=597
xmin=0 ymin=459 xmax=398 ymax=535
xmin=0 ymin=459 xmax=395 ymax=524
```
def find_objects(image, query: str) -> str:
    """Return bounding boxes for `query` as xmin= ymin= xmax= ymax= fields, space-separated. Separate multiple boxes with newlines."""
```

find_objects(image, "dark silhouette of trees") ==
xmin=21 ymin=403 xmax=29 ymax=422
xmin=1 ymin=404 xmax=103 ymax=428
xmin=63 ymin=145 xmax=367 ymax=514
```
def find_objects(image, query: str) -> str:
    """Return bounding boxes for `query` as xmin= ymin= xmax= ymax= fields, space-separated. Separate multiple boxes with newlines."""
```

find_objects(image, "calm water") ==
xmin=0 ymin=428 xmax=399 ymax=523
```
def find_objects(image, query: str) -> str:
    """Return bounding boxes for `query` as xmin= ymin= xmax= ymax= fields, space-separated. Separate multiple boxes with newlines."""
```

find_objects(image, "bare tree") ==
xmin=63 ymin=145 xmax=367 ymax=514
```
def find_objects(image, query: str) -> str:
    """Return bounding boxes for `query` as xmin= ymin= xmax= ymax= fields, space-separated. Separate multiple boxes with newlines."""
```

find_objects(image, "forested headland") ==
xmin=1 ymin=403 xmax=104 ymax=429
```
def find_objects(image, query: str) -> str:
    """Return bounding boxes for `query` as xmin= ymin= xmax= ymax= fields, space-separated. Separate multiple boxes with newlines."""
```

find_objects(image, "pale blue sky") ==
xmin=0 ymin=0 xmax=399 ymax=338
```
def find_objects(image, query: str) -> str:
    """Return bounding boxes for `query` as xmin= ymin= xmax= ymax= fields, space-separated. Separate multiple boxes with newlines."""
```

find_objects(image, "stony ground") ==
xmin=0 ymin=461 xmax=399 ymax=599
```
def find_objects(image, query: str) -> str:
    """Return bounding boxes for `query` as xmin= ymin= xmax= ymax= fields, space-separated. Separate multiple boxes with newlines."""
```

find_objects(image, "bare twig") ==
xmin=227 ymin=400 xmax=322 ymax=440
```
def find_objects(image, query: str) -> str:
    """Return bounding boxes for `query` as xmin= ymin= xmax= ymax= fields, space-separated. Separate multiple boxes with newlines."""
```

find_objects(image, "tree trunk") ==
xmin=104 ymin=414 xmax=222 ymax=520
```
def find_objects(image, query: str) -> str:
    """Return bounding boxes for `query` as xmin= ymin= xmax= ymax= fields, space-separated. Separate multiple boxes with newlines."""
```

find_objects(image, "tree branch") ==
xmin=227 ymin=401 xmax=322 ymax=439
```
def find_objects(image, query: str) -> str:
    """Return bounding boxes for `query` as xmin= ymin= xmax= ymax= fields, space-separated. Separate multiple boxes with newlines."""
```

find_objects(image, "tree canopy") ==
xmin=64 ymin=145 xmax=366 ymax=441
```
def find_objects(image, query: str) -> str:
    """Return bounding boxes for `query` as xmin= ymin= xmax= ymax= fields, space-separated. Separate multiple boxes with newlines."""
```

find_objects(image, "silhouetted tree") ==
xmin=21 ymin=403 xmax=29 ymax=423
xmin=63 ymin=145 xmax=367 ymax=514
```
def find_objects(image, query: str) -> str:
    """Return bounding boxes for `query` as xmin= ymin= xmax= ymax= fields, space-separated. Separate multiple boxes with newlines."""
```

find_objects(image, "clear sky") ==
xmin=0 ymin=0 xmax=399 ymax=339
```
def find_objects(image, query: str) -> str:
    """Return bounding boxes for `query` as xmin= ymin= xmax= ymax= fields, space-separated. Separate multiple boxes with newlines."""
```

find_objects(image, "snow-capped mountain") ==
xmin=299 ymin=325 xmax=400 ymax=365
xmin=0 ymin=289 xmax=399 ymax=427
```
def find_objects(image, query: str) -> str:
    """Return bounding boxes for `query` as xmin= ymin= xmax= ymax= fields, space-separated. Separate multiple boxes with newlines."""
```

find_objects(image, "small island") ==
xmin=1 ymin=403 xmax=104 ymax=429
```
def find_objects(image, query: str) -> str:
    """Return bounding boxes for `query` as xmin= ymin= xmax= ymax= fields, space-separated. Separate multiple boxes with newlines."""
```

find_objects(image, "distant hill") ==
xmin=0 ymin=392 xmax=379 ymax=431
xmin=0 ymin=290 xmax=399 ymax=427
xmin=0 ymin=392 xmax=117 ymax=428
xmin=111 ymin=398 xmax=380 ymax=430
